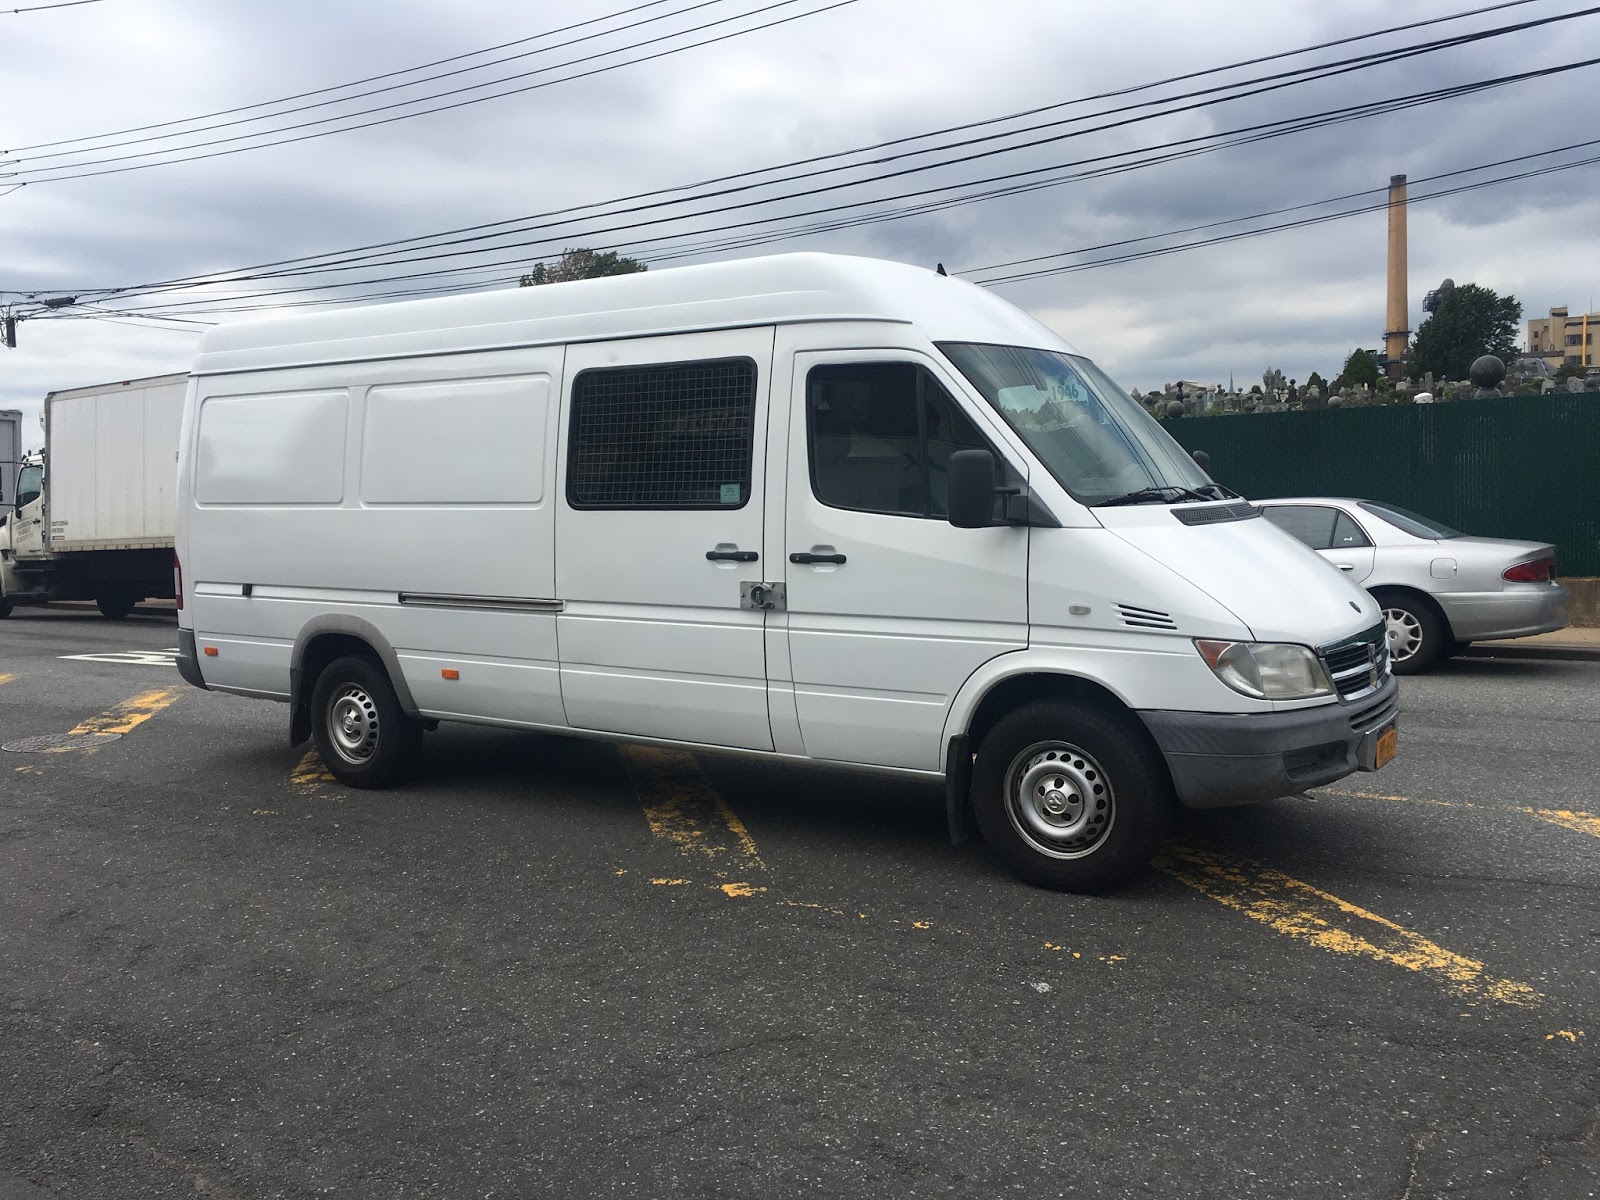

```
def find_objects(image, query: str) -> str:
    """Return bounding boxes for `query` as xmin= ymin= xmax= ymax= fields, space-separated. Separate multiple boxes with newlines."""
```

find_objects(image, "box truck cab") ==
xmin=173 ymin=254 xmax=1396 ymax=891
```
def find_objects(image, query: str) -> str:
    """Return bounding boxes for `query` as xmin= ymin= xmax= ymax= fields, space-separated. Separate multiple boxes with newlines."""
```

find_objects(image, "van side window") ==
xmin=1264 ymin=504 xmax=1340 ymax=550
xmin=808 ymin=363 xmax=989 ymax=518
xmin=567 ymin=358 xmax=756 ymax=509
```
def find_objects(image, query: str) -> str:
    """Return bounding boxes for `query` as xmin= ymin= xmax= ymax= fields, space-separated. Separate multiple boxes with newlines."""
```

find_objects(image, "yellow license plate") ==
xmin=1375 ymin=725 xmax=1398 ymax=770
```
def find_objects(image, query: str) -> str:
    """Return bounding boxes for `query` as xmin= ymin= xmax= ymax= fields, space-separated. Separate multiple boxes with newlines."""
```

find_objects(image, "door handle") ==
xmin=706 ymin=549 xmax=758 ymax=562
xmin=1335 ymin=563 xmax=1355 ymax=571
xmin=790 ymin=552 xmax=847 ymax=565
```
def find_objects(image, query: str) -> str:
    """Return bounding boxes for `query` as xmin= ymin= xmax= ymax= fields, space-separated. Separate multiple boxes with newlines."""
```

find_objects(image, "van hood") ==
xmin=1096 ymin=505 xmax=1382 ymax=646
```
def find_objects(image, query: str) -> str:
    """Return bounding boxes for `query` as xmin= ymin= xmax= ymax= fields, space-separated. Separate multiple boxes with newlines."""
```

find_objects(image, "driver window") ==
xmin=15 ymin=465 xmax=41 ymax=510
xmin=808 ymin=363 xmax=989 ymax=518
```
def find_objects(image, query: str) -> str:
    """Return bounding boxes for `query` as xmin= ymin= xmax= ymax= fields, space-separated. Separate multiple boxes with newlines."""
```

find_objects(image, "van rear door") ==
xmin=555 ymin=329 xmax=775 ymax=750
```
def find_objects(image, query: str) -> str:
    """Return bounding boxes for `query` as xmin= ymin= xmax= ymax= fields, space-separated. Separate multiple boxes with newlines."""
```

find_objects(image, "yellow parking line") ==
xmin=67 ymin=688 xmax=179 ymax=737
xmin=1154 ymin=842 xmax=1540 ymax=1008
xmin=619 ymin=744 xmax=766 ymax=889
xmin=290 ymin=749 xmax=336 ymax=792
xmin=0 ymin=674 xmax=15 ymax=687
xmin=1327 ymin=787 xmax=1600 ymax=842
xmin=1527 ymin=809 xmax=1600 ymax=840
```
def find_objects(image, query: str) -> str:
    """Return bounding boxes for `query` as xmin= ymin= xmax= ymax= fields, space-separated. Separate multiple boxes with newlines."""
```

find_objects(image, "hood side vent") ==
xmin=1117 ymin=603 xmax=1178 ymax=631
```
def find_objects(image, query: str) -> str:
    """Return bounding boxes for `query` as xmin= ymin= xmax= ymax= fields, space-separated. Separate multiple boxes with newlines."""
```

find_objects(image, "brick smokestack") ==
xmin=1385 ymin=174 xmax=1409 ymax=381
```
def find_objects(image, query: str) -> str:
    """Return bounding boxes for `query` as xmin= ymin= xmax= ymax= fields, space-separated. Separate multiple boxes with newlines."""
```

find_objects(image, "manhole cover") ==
xmin=2 ymin=732 xmax=123 ymax=753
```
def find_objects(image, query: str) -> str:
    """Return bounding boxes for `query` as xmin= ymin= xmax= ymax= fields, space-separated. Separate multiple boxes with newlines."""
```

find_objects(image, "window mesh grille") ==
xmin=568 ymin=359 xmax=756 ymax=509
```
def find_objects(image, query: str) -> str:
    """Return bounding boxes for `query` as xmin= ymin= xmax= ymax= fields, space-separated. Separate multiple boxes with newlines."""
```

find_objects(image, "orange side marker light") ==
xmin=203 ymin=646 xmax=218 ymax=657
xmin=441 ymin=669 xmax=460 ymax=680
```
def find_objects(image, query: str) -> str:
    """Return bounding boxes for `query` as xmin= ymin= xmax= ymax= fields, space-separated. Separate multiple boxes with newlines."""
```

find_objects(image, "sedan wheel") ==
xmin=1379 ymin=595 xmax=1447 ymax=674
xmin=1384 ymin=606 xmax=1423 ymax=663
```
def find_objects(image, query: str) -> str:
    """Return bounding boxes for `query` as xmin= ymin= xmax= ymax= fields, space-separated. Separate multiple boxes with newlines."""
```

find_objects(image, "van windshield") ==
xmin=937 ymin=343 xmax=1213 ymax=505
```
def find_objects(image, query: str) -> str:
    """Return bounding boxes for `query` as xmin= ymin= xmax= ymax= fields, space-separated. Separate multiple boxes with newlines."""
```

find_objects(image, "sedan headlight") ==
xmin=1195 ymin=640 xmax=1333 ymax=700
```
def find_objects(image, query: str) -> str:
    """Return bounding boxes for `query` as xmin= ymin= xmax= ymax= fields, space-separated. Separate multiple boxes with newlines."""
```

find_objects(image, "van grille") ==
xmin=1116 ymin=603 xmax=1178 ymax=631
xmin=1320 ymin=623 xmax=1389 ymax=701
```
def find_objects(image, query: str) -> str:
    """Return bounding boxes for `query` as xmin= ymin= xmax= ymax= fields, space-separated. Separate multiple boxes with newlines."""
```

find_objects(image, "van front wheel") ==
xmin=972 ymin=700 xmax=1172 ymax=893
xmin=310 ymin=655 xmax=422 ymax=789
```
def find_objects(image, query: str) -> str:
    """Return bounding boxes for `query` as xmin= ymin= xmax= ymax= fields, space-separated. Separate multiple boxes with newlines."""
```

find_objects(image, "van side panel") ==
xmin=186 ymin=349 xmax=564 ymax=727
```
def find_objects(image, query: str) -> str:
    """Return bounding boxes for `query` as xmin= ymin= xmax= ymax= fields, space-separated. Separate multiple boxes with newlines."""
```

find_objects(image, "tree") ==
xmin=519 ymin=248 xmax=647 ymax=287
xmin=1407 ymin=283 xmax=1521 ymax=381
xmin=1305 ymin=370 xmax=1326 ymax=395
xmin=1555 ymin=361 xmax=1589 ymax=382
xmin=1335 ymin=348 xmax=1380 ymax=391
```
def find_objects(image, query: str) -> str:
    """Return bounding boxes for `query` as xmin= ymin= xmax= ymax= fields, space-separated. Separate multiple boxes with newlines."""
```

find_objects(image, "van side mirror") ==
xmin=947 ymin=449 xmax=998 ymax=528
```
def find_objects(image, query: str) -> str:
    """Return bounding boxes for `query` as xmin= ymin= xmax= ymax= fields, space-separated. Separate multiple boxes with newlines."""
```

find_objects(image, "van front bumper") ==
xmin=1138 ymin=675 xmax=1399 ymax=809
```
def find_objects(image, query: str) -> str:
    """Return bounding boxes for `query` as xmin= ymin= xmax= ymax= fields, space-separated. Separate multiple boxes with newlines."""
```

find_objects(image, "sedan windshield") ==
xmin=938 ymin=343 xmax=1213 ymax=505
xmin=1358 ymin=501 xmax=1461 ymax=540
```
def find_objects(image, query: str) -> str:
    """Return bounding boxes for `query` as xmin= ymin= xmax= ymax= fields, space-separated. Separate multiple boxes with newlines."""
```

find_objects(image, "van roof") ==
xmin=191 ymin=252 xmax=1079 ymax=377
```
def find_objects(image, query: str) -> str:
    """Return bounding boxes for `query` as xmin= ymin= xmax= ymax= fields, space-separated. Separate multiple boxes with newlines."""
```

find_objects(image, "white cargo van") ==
xmin=174 ymin=253 xmax=1397 ymax=891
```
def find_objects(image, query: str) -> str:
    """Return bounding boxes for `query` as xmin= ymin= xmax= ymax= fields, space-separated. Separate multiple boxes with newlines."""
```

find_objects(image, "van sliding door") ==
xmin=554 ymin=328 xmax=776 ymax=751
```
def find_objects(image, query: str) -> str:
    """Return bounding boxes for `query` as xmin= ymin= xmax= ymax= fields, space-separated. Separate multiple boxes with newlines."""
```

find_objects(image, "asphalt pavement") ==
xmin=1 ymin=608 xmax=1597 ymax=1199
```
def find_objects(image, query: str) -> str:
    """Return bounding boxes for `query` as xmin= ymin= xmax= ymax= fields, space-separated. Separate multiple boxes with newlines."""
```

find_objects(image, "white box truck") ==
xmin=0 ymin=373 xmax=186 ymax=620
xmin=173 ymin=254 xmax=1398 ymax=891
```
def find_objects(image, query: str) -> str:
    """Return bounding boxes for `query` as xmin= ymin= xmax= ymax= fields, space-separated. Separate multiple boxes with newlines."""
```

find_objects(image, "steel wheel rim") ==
xmin=1384 ymin=607 xmax=1423 ymax=662
xmin=1003 ymin=740 xmax=1116 ymax=860
xmin=327 ymin=684 xmax=380 ymax=766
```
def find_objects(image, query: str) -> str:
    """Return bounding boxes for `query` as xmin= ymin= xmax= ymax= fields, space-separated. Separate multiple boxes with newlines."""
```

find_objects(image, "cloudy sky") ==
xmin=3 ymin=0 xmax=1598 ymax=447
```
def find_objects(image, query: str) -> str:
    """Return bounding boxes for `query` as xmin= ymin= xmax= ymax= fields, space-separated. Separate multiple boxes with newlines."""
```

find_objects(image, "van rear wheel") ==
xmin=310 ymin=655 xmax=422 ymax=789
xmin=972 ymin=700 xmax=1173 ymax=893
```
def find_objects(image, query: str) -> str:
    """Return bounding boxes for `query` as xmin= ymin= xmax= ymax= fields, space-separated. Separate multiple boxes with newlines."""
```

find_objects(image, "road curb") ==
xmin=1465 ymin=643 xmax=1600 ymax=663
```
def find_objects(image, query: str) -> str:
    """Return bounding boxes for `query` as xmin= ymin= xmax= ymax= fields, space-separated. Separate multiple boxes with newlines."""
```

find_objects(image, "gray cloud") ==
xmin=3 ymin=0 xmax=1598 ymax=445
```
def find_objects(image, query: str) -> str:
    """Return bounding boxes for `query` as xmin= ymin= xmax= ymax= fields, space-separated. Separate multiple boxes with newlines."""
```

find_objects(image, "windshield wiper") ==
xmin=1095 ymin=485 xmax=1213 ymax=507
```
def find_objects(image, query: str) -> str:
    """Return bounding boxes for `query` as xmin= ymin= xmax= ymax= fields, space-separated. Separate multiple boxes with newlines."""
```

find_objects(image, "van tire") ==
xmin=972 ymin=700 xmax=1172 ymax=893
xmin=310 ymin=655 xmax=422 ymax=789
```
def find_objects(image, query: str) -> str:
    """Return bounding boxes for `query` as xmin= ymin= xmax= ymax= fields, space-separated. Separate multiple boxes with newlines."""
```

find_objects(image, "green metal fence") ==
xmin=1166 ymin=394 xmax=1600 ymax=576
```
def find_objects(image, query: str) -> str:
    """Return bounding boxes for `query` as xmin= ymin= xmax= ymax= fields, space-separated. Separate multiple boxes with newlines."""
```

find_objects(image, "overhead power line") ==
xmin=955 ymin=136 xmax=1600 ymax=280
xmin=0 ymin=0 xmax=863 ymax=185
xmin=29 ymin=138 xmax=1599 ymax=333
xmin=44 ymin=0 xmax=1564 ymax=300
xmin=6 ymin=0 xmax=109 ymax=11
xmin=6 ymin=0 xmax=689 ymax=151
xmin=971 ymin=151 xmax=1600 ymax=286
xmin=7 ymin=0 xmax=754 ymax=162
xmin=65 ymin=51 xmax=1600 ymax=317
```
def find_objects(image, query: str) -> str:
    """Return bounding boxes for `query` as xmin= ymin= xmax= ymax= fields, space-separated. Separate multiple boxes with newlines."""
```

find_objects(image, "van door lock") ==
xmin=741 ymin=581 xmax=786 ymax=611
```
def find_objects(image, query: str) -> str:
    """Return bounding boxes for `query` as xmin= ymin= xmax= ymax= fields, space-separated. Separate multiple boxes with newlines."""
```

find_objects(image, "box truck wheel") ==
xmin=972 ymin=700 xmax=1173 ymax=893
xmin=96 ymin=592 xmax=139 ymax=620
xmin=310 ymin=655 xmax=423 ymax=789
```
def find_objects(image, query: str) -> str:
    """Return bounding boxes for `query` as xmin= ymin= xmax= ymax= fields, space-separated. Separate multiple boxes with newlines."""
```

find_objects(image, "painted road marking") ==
xmin=1154 ymin=842 xmax=1540 ymax=1007
xmin=59 ymin=648 xmax=180 ymax=667
xmin=290 ymin=749 xmax=336 ymax=793
xmin=67 ymin=688 xmax=180 ymax=738
xmin=619 ymin=745 xmax=767 ymax=890
xmin=0 ymin=674 xmax=14 ymax=687
xmin=1327 ymin=787 xmax=1600 ymax=842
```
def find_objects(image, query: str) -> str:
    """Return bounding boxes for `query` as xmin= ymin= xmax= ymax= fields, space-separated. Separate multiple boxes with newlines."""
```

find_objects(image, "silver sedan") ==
xmin=1255 ymin=498 xmax=1570 ymax=673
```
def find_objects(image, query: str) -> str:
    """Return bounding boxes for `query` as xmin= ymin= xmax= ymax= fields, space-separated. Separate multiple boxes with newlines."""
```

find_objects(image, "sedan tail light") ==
xmin=1503 ymin=557 xmax=1556 ymax=583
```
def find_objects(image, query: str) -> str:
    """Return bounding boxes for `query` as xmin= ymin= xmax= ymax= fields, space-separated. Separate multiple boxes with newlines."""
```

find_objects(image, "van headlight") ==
xmin=1194 ymin=640 xmax=1333 ymax=700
